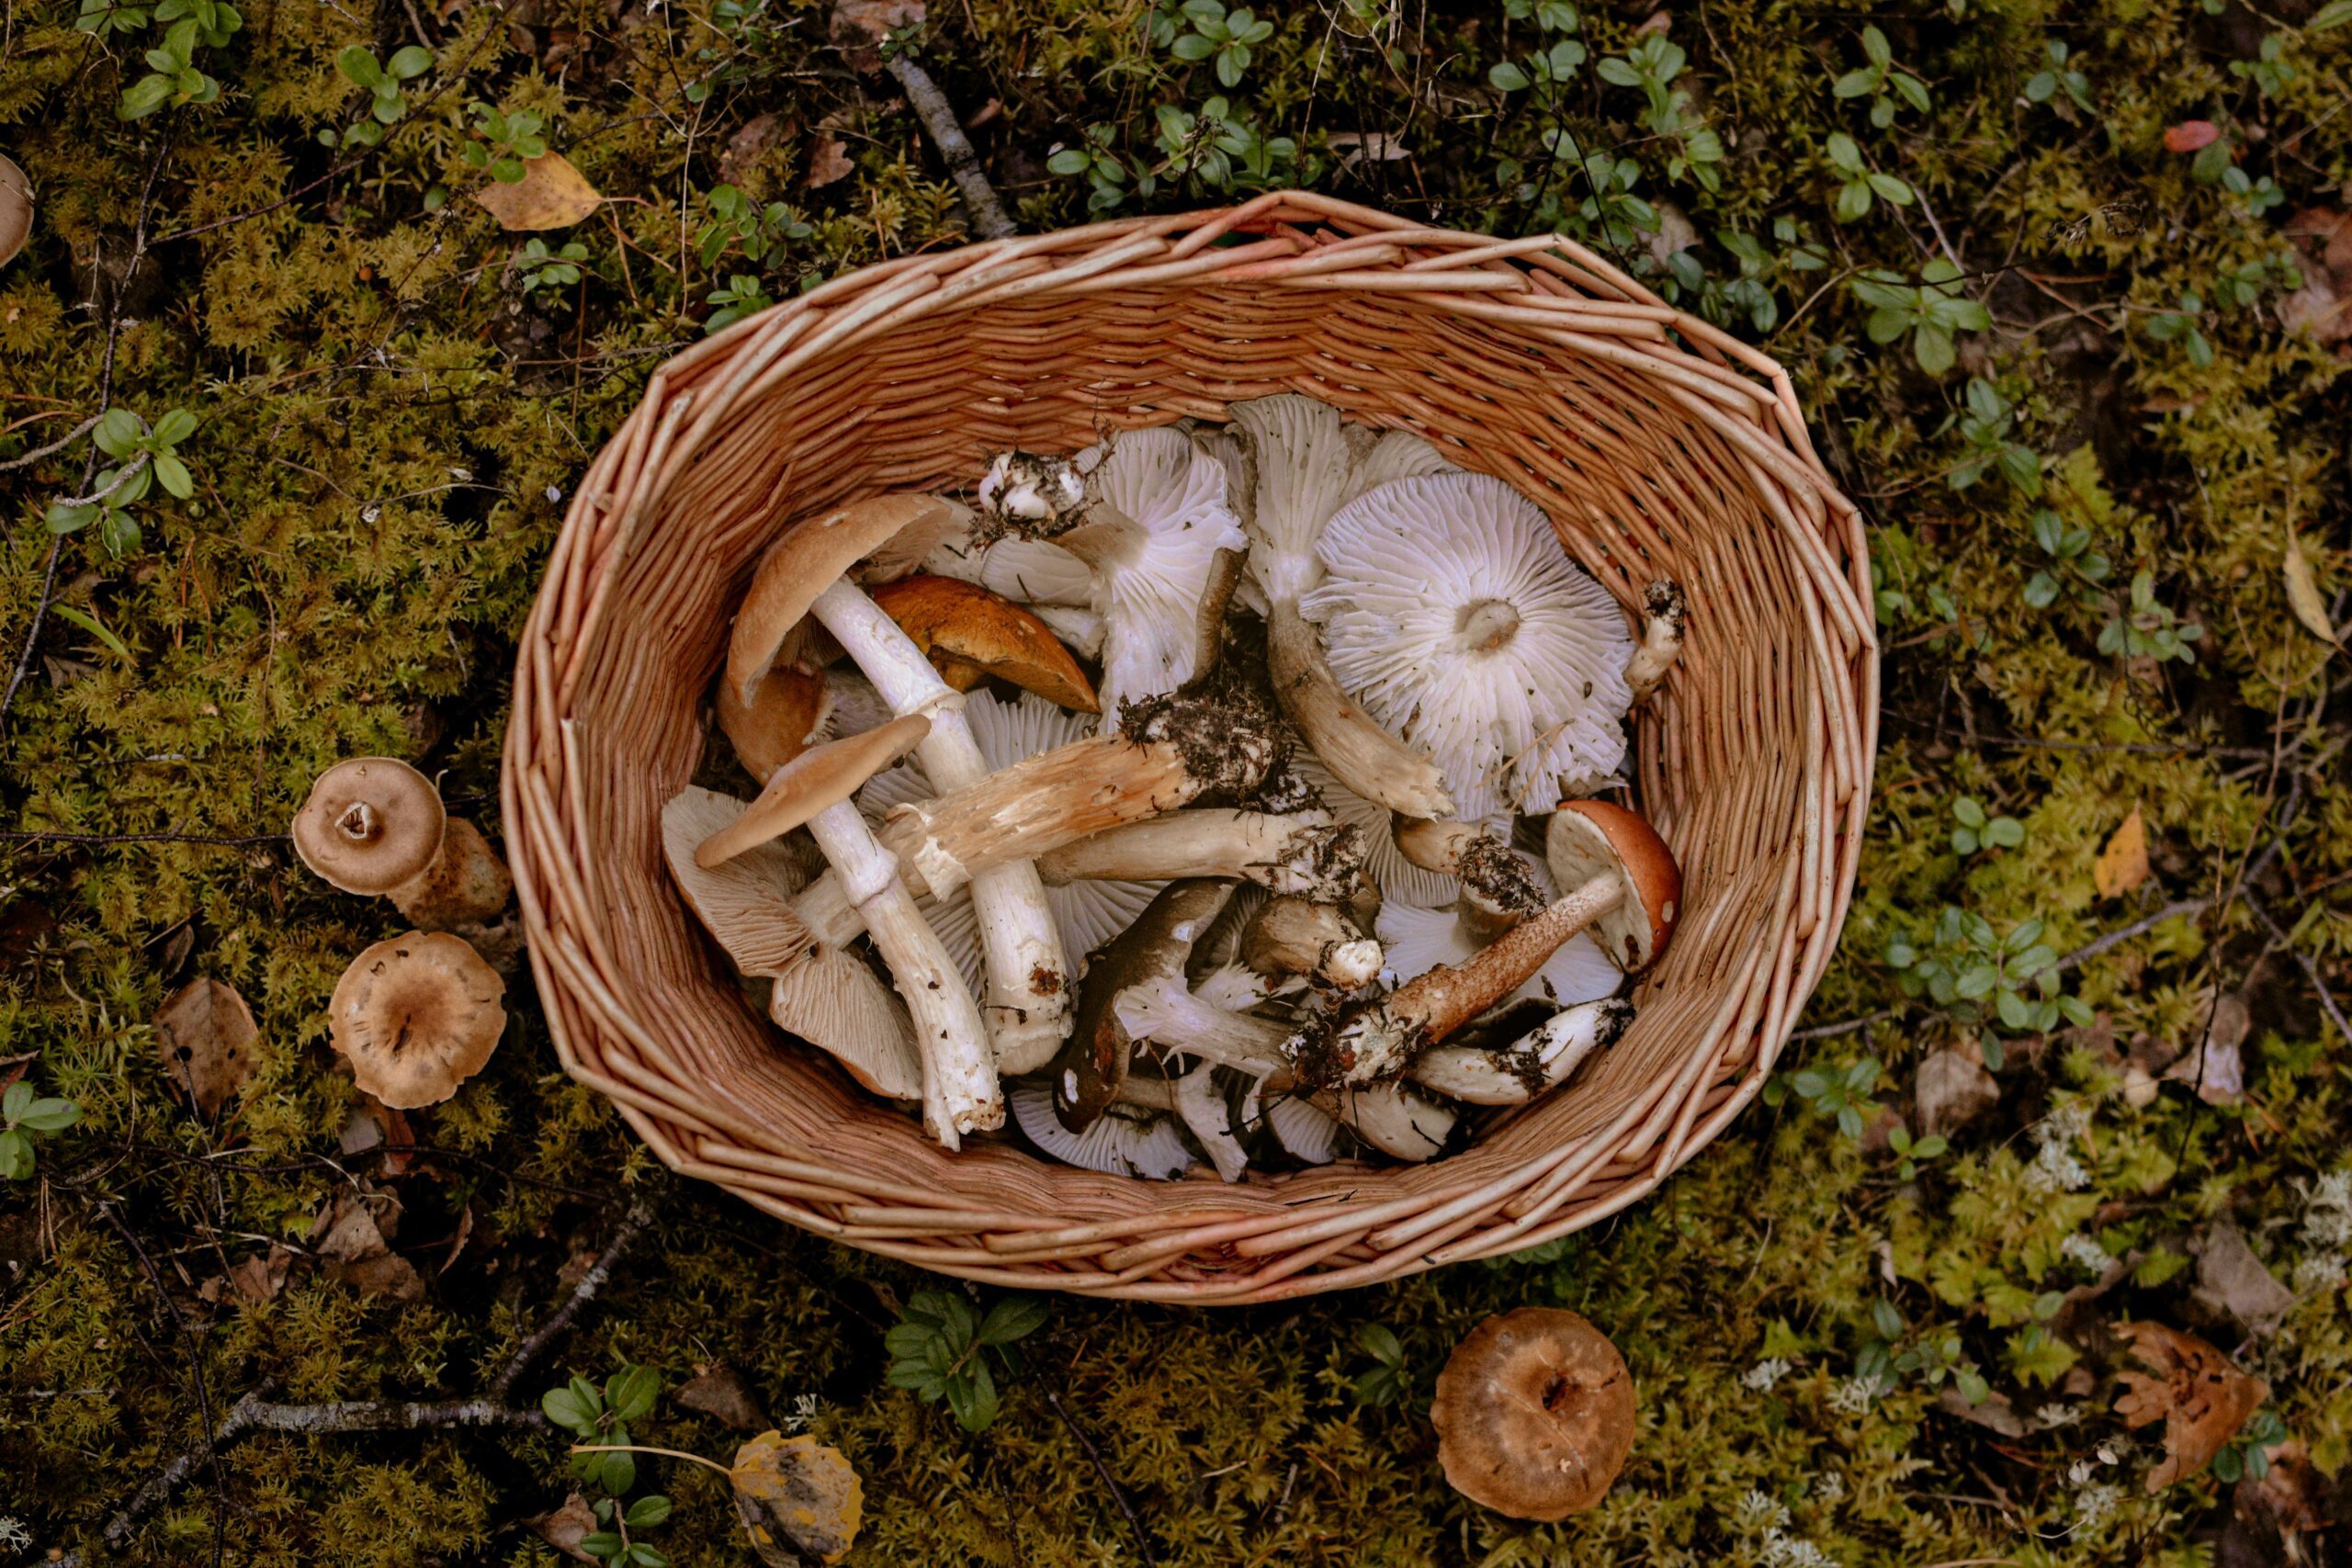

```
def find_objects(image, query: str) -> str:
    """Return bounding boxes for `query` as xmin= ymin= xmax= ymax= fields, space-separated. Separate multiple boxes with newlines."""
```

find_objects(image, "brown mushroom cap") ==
xmin=328 ymin=931 xmax=507 ymax=1109
xmin=0 ymin=153 xmax=31 ymax=269
xmin=1544 ymin=800 xmax=1680 ymax=972
xmin=1430 ymin=1306 xmax=1636 ymax=1520
xmin=1049 ymin=878 xmax=1237 ymax=1133
xmin=726 ymin=494 xmax=957 ymax=706
xmin=695 ymin=713 xmax=930 ymax=869
xmin=717 ymin=661 xmax=834 ymax=784
xmin=868 ymin=574 xmax=1099 ymax=713
xmin=291 ymin=758 xmax=447 ymax=897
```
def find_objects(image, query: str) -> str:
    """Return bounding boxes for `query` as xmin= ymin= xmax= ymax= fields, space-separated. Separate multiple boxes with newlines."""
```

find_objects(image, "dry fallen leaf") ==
xmin=526 ymin=1492 xmax=601 ymax=1563
xmin=472 ymin=152 xmax=602 ymax=231
xmin=732 ymin=1429 xmax=864 ymax=1565
xmin=308 ymin=1190 xmax=425 ymax=1303
xmin=2284 ymin=533 xmax=2339 ymax=646
xmin=153 ymin=976 xmax=258 ymax=1117
xmin=678 ymin=1362 xmax=769 ymax=1430
xmin=806 ymin=134 xmax=854 ymax=190
xmin=831 ymin=0 xmax=923 ymax=45
xmin=2113 ymin=1320 xmax=2267 ymax=1492
xmin=2093 ymin=806 xmax=2149 ymax=899
xmin=1915 ymin=1043 xmax=1999 ymax=1136
xmin=2190 ymin=1223 xmax=2296 ymax=1337
xmin=2164 ymin=119 xmax=2221 ymax=153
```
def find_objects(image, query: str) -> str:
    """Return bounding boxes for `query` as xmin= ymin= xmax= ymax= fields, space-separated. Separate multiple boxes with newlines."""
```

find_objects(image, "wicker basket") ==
xmin=503 ymin=192 xmax=1876 ymax=1303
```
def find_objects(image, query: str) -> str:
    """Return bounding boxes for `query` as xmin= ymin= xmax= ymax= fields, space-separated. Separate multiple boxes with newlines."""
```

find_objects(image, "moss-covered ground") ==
xmin=4 ymin=0 xmax=2350 ymax=1562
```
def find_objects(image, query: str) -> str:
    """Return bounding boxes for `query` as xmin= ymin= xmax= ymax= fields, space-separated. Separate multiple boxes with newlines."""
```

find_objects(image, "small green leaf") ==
xmin=51 ymin=604 xmax=130 ymax=660
xmin=387 ymin=43 xmax=432 ymax=77
xmin=624 ymin=1495 xmax=673 ymax=1529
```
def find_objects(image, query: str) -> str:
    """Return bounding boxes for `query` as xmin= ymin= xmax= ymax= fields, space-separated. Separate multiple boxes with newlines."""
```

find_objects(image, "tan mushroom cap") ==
xmin=727 ymin=494 xmax=957 ymax=706
xmin=717 ymin=661 xmax=833 ymax=784
xmin=695 ymin=713 xmax=931 ymax=870
xmin=1430 ymin=1307 xmax=1636 ymax=1521
xmin=662 ymin=787 xmax=921 ymax=1100
xmin=0 ymin=153 xmax=30 ymax=269
xmin=328 ymin=931 xmax=506 ymax=1110
xmin=390 ymin=817 xmax=513 ymax=930
xmin=868 ymin=574 xmax=1099 ymax=713
xmin=292 ymin=758 xmax=447 ymax=897
xmin=1544 ymin=800 xmax=1681 ymax=972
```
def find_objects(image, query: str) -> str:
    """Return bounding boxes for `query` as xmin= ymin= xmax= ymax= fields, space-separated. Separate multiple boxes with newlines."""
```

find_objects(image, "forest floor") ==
xmin=2 ymin=0 xmax=2350 ymax=1563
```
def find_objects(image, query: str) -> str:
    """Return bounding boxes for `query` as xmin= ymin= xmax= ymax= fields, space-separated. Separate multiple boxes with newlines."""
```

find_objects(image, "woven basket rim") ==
xmin=503 ymin=192 xmax=1878 ymax=1303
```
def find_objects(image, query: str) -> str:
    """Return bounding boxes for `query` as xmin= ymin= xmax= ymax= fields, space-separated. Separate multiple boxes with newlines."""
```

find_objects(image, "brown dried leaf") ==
xmin=678 ymin=1363 xmax=769 ymax=1430
xmin=831 ymin=0 xmax=922 ymax=44
xmin=226 ymin=1246 xmax=289 ymax=1306
xmin=805 ymin=134 xmax=854 ymax=190
xmin=732 ymin=1429 xmax=864 ymax=1565
xmin=526 ymin=1493 xmax=601 ymax=1563
xmin=2191 ymin=1223 xmax=2296 ymax=1336
xmin=718 ymin=112 xmax=788 ymax=186
xmin=472 ymin=152 xmax=602 ymax=231
xmin=308 ymin=1191 xmax=425 ymax=1303
xmin=2113 ymin=1320 xmax=2267 ymax=1492
xmin=1936 ymin=1382 xmax=2026 ymax=1437
xmin=2093 ymin=806 xmax=2149 ymax=899
xmin=1916 ymin=1043 xmax=1999 ymax=1136
xmin=154 ymin=976 xmax=258 ymax=1117
xmin=2284 ymin=533 xmax=2339 ymax=646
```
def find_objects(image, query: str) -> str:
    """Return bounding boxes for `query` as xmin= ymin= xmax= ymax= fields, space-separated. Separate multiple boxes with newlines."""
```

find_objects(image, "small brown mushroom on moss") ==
xmin=291 ymin=758 xmax=513 ymax=932
xmin=328 ymin=931 xmax=507 ymax=1109
xmin=1430 ymin=1306 xmax=1636 ymax=1520
xmin=0 ymin=152 xmax=33 ymax=269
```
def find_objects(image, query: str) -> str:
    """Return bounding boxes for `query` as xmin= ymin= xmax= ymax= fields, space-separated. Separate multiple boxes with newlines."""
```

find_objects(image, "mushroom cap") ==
xmin=867 ymin=574 xmax=1098 ymax=713
xmin=0 ymin=153 xmax=30 ymax=269
xmin=662 ymin=787 xmax=921 ymax=1100
xmin=1050 ymin=878 xmax=1237 ymax=1133
xmin=291 ymin=757 xmax=448 ymax=897
xmin=1010 ymin=1080 xmax=1197 ymax=1179
xmin=923 ymin=529 xmax=1095 ymax=607
xmin=718 ymin=661 xmax=834 ymax=784
xmin=727 ymin=494 xmax=956 ymax=705
xmin=1430 ymin=1307 xmax=1636 ymax=1520
xmin=695 ymin=713 xmax=930 ymax=869
xmin=1300 ymin=472 xmax=1634 ymax=820
xmin=328 ymin=931 xmax=507 ymax=1110
xmin=1544 ymin=801 xmax=1680 ymax=972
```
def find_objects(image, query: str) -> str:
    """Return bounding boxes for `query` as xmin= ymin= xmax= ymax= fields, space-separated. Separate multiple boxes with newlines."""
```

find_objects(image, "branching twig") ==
xmin=886 ymin=51 xmax=1015 ymax=241
xmin=1045 ymin=1390 xmax=1156 ymax=1567
xmin=0 ymin=412 xmax=101 ymax=472
xmin=492 ymin=1201 xmax=655 ymax=1400
xmin=2243 ymin=888 xmax=2351 ymax=1045
xmin=2054 ymin=897 xmax=2210 ymax=973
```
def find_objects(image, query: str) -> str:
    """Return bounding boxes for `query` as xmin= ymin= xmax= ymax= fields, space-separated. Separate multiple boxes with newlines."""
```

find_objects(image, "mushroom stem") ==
xmin=1035 ymin=810 xmax=1363 ymax=900
xmin=1265 ymin=599 xmax=1454 ymax=818
xmin=810 ymin=575 xmax=1072 ymax=1074
xmin=1624 ymin=579 xmax=1686 ymax=705
xmin=1295 ymin=873 xmax=1624 ymax=1088
xmin=1173 ymin=1064 xmax=1250 ymax=1182
xmin=1113 ymin=976 xmax=1291 ymax=1076
xmin=803 ymin=798 xmax=1000 ymax=1146
xmin=1240 ymin=896 xmax=1385 ymax=989
xmin=869 ymin=694 xmax=1276 ymax=900
xmin=1409 ymin=998 xmax=1634 ymax=1104
xmin=1395 ymin=818 xmax=1549 ymax=942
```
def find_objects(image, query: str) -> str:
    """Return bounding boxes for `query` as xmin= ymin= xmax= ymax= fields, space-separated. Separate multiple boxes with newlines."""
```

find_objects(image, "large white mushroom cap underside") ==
xmin=1301 ymin=471 xmax=1635 ymax=821
xmin=858 ymin=690 xmax=1162 ymax=993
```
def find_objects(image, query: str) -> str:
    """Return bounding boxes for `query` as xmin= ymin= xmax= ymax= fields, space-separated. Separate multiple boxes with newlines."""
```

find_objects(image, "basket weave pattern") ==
xmin=503 ymin=193 xmax=1877 ymax=1303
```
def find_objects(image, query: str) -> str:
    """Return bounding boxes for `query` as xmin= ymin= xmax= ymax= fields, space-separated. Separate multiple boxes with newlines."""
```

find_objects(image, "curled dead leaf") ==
xmin=2283 ymin=533 xmax=2339 ymax=646
xmin=472 ymin=152 xmax=602 ymax=231
xmin=731 ymin=1429 xmax=864 ymax=1564
xmin=2093 ymin=806 xmax=2149 ymax=899
xmin=308 ymin=1190 xmax=425 ymax=1303
xmin=153 ymin=976 xmax=258 ymax=1117
xmin=806 ymin=134 xmax=854 ymax=190
xmin=678 ymin=1363 xmax=769 ymax=1430
xmin=526 ymin=1492 xmax=602 ymax=1563
xmin=2113 ymin=1320 xmax=2267 ymax=1492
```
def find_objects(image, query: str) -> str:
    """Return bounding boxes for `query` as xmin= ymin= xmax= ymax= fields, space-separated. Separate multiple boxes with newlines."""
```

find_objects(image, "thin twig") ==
xmin=2242 ymin=888 xmax=2351 ymax=1045
xmin=0 ymin=828 xmax=289 ymax=849
xmin=885 ymin=51 xmax=1015 ymax=240
xmin=1788 ymin=1007 xmax=1901 ymax=1041
xmin=1046 ymin=1390 xmax=1156 ymax=1566
xmin=492 ymin=1201 xmax=655 ymax=1399
xmin=2054 ymin=897 xmax=2210 ymax=973
xmin=0 ymin=412 xmax=101 ymax=472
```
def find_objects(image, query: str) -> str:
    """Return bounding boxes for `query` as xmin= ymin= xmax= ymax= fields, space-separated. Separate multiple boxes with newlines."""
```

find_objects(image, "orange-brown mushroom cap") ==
xmin=1430 ymin=1307 xmax=1636 ymax=1521
xmin=695 ymin=713 xmax=930 ymax=869
xmin=717 ymin=661 xmax=834 ymax=784
xmin=1544 ymin=800 xmax=1681 ymax=972
xmin=291 ymin=758 xmax=448 ymax=897
xmin=328 ymin=931 xmax=507 ymax=1110
xmin=869 ymin=574 xmax=1099 ymax=714
xmin=726 ymin=495 xmax=956 ymax=706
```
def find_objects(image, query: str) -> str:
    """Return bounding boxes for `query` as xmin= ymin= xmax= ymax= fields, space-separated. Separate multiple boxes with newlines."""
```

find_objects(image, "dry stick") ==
xmin=885 ymin=51 xmax=1015 ymax=241
xmin=58 ymin=1201 xmax=654 ymax=1564
xmin=1044 ymin=1391 xmax=1157 ymax=1568
xmin=2243 ymin=888 xmax=2351 ymax=1045
xmin=0 ymin=412 xmax=101 ymax=472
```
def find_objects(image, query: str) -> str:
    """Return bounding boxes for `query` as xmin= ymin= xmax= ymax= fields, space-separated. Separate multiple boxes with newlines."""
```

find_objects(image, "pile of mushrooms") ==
xmin=670 ymin=397 xmax=1688 ymax=1175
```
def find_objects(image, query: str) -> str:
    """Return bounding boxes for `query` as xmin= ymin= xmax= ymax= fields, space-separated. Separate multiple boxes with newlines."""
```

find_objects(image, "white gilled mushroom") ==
xmin=1624 ymin=580 xmax=1687 ymax=705
xmin=1035 ymin=809 xmax=1364 ymax=902
xmin=328 ymin=931 xmax=507 ymax=1109
xmin=1309 ymin=1081 xmax=1457 ymax=1162
xmin=1010 ymin=1078 xmax=1196 ymax=1179
xmin=859 ymin=690 xmax=1162 ymax=998
xmin=292 ymin=757 xmax=514 ymax=932
xmin=662 ymin=786 xmax=922 ymax=1101
xmin=695 ymin=716 xmax=1001 ymax=1146
xmin=1376 ymin=901 xmax=1620 ymax=1012
xmin=1300 ymin=472 xmax=1634 ymax=820
xmin=1409 ymin=997 xmax=1634 ymax=1104
xmin=1295 ymin=800 xmax=1681 ymax=1087
xmin=728 ymin=494 xmax=1073 ymax=1075
xmin=1283 ymin=751 xmax=1463 ymax=908
xmin=1227 ymin=394 xmax=1456 ymax=818
xmin=1171 ymin=1063 xmax=1250 ymax=1182
xmin=1240 ymin=896 xmax=1385 ymax=990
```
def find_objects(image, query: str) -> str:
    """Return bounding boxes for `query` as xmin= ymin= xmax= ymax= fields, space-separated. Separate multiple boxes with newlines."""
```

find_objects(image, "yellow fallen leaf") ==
xmin=731 ymin=1429 xmax=863 ymax=1565
xmin=2094 ymin=806 xmax=2149 ymax=899
xmin=2283 ymin=532 xmax=2339 ymax=646
xmin=471 ymin=152 xmax=601 ymax=231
